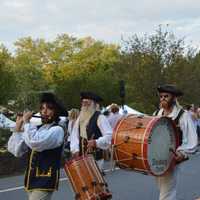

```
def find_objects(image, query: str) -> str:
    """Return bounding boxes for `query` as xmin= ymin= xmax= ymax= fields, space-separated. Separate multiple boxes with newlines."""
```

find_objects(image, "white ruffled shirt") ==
xmin=7 ymin=122 xmax=64 ymax=157
xmin=156 ymin=105 xmax=198 ymax=154
xmin=70 ymin=114 xmax=112 ymax=153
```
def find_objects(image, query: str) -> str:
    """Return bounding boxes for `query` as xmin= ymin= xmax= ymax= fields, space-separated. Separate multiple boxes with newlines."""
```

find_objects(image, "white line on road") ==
xmin=0 ymin=186 xmax=24 ymax=193
xmin=0 ymin=177 xmax=68 ymax=193
xmin=0 ymin=168 xmax=118 ymax=193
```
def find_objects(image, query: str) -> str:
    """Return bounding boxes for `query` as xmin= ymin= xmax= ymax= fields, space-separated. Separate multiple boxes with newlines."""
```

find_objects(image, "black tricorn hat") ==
xmin=80 ymin=91 xmax=103 ymax=103
xmin=157 ymin=84 xmax=183 ymax=97
xmin=40 ymin=92 xmax=68 ymax=116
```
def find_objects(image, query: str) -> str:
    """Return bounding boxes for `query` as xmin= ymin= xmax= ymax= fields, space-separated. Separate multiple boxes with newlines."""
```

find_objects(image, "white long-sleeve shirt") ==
xmin=70 ymin=114 xmax=112 ymax=153
xmin=156 ymin=105 xmax=198 ymax=154
xmin=7 ymin=122 xmax=64 ymax=157
xmin=67 ymin=119 xmax=76 ymax=142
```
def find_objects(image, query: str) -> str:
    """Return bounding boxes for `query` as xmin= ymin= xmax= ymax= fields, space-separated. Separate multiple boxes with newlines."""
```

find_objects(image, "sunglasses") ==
xmin=159 ymin=94 xmax=170 ymax=99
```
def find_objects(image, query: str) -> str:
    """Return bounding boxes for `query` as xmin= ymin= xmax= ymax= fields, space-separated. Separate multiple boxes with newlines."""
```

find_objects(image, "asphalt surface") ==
xmin=1 ymin=153 xmax=200 ymax=200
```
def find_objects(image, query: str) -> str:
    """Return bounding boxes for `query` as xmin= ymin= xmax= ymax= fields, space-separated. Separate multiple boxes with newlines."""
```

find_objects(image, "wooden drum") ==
xmin=64 ymin=155 xmax=112 ymax=200
xmin=112 ymin=115 xmax=179 ymax=176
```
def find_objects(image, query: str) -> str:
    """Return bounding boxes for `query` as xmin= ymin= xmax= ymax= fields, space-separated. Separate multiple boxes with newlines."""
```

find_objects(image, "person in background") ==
xmin=107 ymin=103 xmax=123 ymax=130
xmin=185 ymin=104 xmax=199 ymax=139
xmin=197 ymin=107 xmax=200 ymax=119
xmin=154 ymin=84 xmax=197 ymax=200
xmin=70 ymin=91 xmax=112 ymax=171
xmin=7 ymin=93 xmax=67 ymax=200
xmin=195 ymin=107 xmax=200 ymax=144
xmin=64 ymin=108 xmax=79 ymax=160
xmin=103 ymin=109 xmax=110 ymax=117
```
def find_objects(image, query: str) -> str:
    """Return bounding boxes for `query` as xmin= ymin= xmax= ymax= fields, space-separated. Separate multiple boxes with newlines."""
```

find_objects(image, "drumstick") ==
xmin=169 ymin=148 xmax=189 ymax=162
xmin=169 ymin=148 xmax=178 ymax=156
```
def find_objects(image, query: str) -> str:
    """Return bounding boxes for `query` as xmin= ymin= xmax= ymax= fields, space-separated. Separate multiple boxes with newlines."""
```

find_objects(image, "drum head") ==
xmin=144 ymin=117 xmax=177 ymax=176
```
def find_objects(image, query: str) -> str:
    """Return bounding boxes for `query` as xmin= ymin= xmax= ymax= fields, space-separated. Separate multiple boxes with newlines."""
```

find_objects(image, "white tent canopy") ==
xmin=119 ymin=105 xmax=144 ymax=115
xmin=0 ymin=113 xmax=16 ymax=130
xmin=106 ymin=104 xmax=144 ymax=115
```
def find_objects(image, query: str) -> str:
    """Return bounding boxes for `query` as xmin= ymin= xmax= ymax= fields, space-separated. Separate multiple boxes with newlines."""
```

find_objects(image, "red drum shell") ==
xmin=112 ymin=115 xmax=179 ymax=176
xmin=64 ymin=155 xmax=112 ymax=200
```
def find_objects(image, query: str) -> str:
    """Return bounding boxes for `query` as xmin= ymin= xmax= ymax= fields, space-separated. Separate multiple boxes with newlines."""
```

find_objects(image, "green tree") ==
xmin=54 ymin=36 xmax=120 ymax=108
xmin=13 ymin=37 xmax=49 ymax=110
xmin=116 ymin=26 xmax=189 ymax=113
xmin=0 ymin=45 xmax=16 ymax=105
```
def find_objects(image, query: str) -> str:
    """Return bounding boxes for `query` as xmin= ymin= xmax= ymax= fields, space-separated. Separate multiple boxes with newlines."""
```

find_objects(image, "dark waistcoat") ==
xmin=24 ymin=124 xmax=63 ymax=191
xmin=80 ymin=111 xmax=103 ymax=160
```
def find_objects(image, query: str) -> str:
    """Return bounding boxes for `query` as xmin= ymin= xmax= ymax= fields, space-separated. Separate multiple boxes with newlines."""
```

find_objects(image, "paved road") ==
xmin=1 ymin=153 xmax=200 ymax=200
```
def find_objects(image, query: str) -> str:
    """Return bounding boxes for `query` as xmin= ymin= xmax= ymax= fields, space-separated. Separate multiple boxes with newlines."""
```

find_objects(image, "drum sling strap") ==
xmin=79 ymin=112 xmax=103 ymax=160
xmin=174 ymin=108 xmax=185 ymax=145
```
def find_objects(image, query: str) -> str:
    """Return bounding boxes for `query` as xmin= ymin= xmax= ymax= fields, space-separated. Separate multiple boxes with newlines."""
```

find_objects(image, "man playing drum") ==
xmin=70 ymin=91 xmax=112 ymax=170
xmin=154 ymin=84 xmax=197 ymax=200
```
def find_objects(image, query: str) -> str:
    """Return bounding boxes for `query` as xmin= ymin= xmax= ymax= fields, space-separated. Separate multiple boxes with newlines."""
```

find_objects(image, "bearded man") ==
xmin=8 ymin=93 xmax=67 ymax=200
xmin=70 ymin=91 xmax=112 ymax=170
xmin=154 ymin=84 xmax=197 ymax=200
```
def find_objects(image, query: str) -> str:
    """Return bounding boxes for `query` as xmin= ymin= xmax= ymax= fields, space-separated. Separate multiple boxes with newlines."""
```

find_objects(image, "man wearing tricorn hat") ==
xmin=70 ymin=91 xmax=112 ymax=170
xmin=8 ymin=93 xmax=67 ymax=200
xmin=154 ymin=84 xmax=197 ymax=200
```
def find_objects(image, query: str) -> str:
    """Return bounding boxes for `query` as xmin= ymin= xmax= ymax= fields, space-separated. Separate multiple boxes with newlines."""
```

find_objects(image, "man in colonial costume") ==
xmin=8 ymin=93 xmax=67 ymax=200
xmin=70 ymin=91 xmax=112 ymax=170
xmin=154 ymin=84 xmax=197 ymax=200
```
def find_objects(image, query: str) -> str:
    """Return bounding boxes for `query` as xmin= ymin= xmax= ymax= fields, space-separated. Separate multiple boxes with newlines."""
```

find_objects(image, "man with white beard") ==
xmin=70 ymin=91 xmax=112 ymax=170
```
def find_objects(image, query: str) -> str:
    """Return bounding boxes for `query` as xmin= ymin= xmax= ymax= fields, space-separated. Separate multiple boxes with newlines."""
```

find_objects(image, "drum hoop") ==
xmin=142 ymin=117 xmax=159 ymax=175
xmin=143 ymin=116 xmax=178 ymax=176
xmin=65 ymin=155 xmax=93 ymax=166
xmin=162 ymin=117 xmax=179 ymax=176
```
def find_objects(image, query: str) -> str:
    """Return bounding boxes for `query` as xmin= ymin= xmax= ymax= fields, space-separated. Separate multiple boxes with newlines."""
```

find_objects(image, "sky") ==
xmin=1 ymin=0 xmax=200 ymax=51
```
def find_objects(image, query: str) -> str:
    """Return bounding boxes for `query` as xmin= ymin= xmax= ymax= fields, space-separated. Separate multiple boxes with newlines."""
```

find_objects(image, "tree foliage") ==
xmin=115 ymin=26 xmax=198 ymax=113
xmin=0 ymin=26 xmax=199 ymax=116
xmin=0 ymin=45 xmax=16 ymax=105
